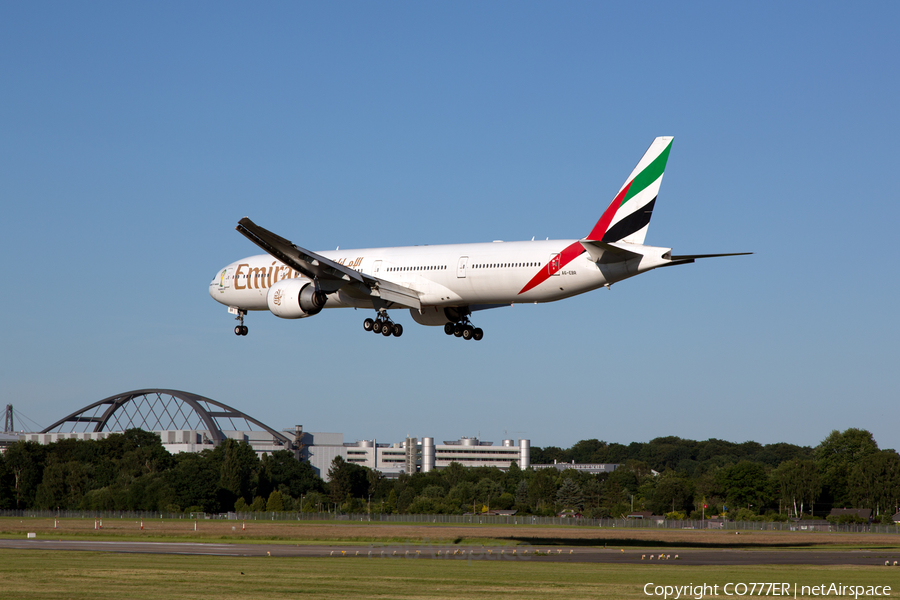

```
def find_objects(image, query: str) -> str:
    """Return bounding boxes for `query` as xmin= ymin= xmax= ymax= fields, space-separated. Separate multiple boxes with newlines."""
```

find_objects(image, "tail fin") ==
xmin=585 ymin=136 xmax=673 ymax=245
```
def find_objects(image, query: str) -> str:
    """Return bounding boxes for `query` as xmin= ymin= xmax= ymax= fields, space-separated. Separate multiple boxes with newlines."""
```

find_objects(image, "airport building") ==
xmin=335 ymin=436 xmax=531 ymax=479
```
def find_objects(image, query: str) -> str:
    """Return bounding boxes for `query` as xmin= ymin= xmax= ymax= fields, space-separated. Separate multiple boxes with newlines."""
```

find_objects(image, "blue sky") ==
xmin=2 ymin=3 xmax=897 ymax=452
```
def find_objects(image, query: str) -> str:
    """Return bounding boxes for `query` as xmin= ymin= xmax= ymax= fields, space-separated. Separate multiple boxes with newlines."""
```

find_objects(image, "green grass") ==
xmin=2 ymin=550 xmax=900 ymax=600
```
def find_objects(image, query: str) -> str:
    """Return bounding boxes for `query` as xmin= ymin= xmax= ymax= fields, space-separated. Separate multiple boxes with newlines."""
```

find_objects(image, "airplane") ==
xmin=209 ymin=136 xmax=749 ymax=341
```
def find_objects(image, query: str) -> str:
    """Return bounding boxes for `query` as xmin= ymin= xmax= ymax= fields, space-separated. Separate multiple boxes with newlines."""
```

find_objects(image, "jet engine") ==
xmin=267 ymin=279 xmax=327 ymax=319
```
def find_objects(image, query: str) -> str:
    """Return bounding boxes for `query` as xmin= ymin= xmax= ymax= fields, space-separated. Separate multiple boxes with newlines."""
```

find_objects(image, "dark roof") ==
xmin=829 ymin=508 xmax=872 ymax=519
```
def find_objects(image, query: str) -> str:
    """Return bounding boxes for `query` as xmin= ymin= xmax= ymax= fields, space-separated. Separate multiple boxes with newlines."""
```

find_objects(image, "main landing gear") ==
xmin=444 ymin=320 xmax=483 ymax=341
xmin=363 ymin=310 xmax=403 ymax=338
xmin=233 ymin=309 xmax=248 ymax=336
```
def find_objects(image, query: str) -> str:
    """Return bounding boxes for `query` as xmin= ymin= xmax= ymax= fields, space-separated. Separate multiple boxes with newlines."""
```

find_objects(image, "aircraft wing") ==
xmin=235 ymin=217 xmax=422 ymax=310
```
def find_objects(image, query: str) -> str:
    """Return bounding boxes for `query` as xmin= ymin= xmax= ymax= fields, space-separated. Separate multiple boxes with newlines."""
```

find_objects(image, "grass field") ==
xmin=1 ymin=550 xmax=899 ymax=600
xmin=4 ymin=516 xmax=900 ymax=547
xmin=3 ymin=518 xmax=900 ymax=599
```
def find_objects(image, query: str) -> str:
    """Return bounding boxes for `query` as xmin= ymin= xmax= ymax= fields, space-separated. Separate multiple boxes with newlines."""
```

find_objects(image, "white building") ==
xmin=313 ymin=435 xmax=531 ymax=481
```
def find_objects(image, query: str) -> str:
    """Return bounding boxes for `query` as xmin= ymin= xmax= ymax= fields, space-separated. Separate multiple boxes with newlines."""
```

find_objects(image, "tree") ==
xmin=582 ymin=478 xmax=603 ymax=517
xmin=773 ymin=459 xmax=820 ymax=517
xmin=716 ymin=461 xmax=772 ymax=513
xmin=258 ymin=450 xmax=324 ymax=499
xmin=441 ymin=462 xmax=466 ymax=487
xmin=515 ymin=480 xmax=529 ymax=507
xmin=527 ymin=468 xmax=559 ymax=509
xmin=848 ymin=450 xmax=900 ymax=516
xmin=473 ymin=478 xmax=503 ymax=508
xmin=211 ymin=439 xmax=259 ymax=508
xmin=327 ymin=456 xmax=369 ymax=504
xmin=1 ymin=441 xmax=45 ymax=509
xmin=648 ymin=473 xmax=694 ymax=515
xmin=556 ymin=478 xmax=583 ymax=511
xmin=165 ymin=452 xmax=221 ymax=514
xmin=815 ymin=428 xmax=878 ymax=508
xmin=602 ymin=479 xmax=629 ymax=518
xmin=384 ymin=489 xmax=397 ymax=514
xmin=266 ymin=490 xmax=284 ymax=512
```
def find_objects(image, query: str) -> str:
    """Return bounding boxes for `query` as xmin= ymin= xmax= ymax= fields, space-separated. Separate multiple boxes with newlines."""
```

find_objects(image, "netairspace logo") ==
xmin=643 ymin=582 xmax=893 ymax=600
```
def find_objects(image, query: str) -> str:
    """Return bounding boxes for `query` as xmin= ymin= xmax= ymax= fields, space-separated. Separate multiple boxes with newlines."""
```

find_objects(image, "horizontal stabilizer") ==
xmin=669 ymin=252 xmax=753 ymax=260
xmin=579 ymin=239 xmax=642 ymax=263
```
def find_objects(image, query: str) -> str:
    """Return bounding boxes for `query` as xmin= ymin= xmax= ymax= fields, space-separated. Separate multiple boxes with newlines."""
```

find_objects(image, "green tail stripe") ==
xmin=622 ymin=140 xmax=672 ymax=205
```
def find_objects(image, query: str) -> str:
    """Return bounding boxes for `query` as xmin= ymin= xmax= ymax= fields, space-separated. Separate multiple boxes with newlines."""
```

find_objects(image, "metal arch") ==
xmin=40 ymin=388 xmax=294 ymax=449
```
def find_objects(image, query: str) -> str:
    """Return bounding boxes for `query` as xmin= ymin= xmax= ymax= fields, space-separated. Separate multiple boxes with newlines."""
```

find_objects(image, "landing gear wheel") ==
xmin=473 ymin=328 xmax=483 ymax=341
xmin=381 ymin=322 xmax=392 ymax=336
xmin=392 ymin=323 xmax=403 ymax=337
xmin=232 ymin=309 xmax=248 ymax=336
xmin=462 ymin=325 xmax=474 ymax=340
xmin=444 ymin=323 xmax=455 ymax=335
xmin=373 ymin=319 xmax=384 ymax=334
xmin=363 ymin=318 xmax=375 ymax=332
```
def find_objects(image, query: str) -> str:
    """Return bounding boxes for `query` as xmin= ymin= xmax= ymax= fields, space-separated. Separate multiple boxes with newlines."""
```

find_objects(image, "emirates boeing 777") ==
xmin=209 ymin=137 xmax=749 ymax=340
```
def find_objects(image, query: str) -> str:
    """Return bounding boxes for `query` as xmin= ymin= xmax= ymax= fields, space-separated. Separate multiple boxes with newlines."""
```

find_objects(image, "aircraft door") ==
xmin=457 ymin=256 xmax=468 ymax=278
xmin=218 ymin=267 xmax=234 ymax=290
xmin=373 ymin=260 xmax=382 ymax=275
xmin=548 ymin=253 xmax=561 ymax=276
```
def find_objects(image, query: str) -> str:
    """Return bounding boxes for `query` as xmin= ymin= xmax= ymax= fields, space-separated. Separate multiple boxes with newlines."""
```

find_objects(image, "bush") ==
xmin=732 ymin=508 xmax=763 ymax=522
xmin=826 ymin=513 xmax=866 ymax=524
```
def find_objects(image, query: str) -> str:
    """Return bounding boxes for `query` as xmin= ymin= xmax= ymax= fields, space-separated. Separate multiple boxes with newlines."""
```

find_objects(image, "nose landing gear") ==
xmin=233 ymin=309 xmax=248 ymax=336
xmin=363 ymin=310 xmax=403 ymax=338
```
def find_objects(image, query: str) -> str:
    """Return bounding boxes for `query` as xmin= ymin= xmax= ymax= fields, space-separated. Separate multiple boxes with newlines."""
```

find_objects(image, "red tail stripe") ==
xmin=586 ymin=180 xmax=632 ymax=241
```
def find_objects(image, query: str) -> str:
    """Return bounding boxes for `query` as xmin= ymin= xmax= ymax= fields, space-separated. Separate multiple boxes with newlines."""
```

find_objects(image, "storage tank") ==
xmin=519 ymin=439 xmax=530 ymax=469
xmin=421 ymin=437 xmax=435 ymax=473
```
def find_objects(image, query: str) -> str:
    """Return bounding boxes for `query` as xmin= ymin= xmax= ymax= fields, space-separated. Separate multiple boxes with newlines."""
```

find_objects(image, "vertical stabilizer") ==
xmin=585 ymin=136 xmax=673 ymax=245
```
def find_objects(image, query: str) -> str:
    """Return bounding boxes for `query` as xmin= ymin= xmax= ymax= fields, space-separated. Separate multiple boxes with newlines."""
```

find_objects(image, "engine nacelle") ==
xmin=409 ymin=306 xmax=467 ymax=326
xmin=267 ymin=278 xmax=327 ymax=319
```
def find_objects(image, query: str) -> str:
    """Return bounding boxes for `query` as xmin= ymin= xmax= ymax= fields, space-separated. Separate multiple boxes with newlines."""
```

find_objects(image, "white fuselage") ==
xmin=209 ymin=238 xmax=670 ymax=317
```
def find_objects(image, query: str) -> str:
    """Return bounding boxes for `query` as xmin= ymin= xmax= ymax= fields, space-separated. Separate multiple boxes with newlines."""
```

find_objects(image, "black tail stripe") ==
xmin=600 ymin=197 xmax=656 ymax=242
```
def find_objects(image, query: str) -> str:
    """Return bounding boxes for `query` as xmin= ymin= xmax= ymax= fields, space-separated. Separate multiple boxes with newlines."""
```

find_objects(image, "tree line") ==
xmin=0 ymin=430 xmax=323 ymax=514
xmin=1 ymin=428 xmax=897 ymax=521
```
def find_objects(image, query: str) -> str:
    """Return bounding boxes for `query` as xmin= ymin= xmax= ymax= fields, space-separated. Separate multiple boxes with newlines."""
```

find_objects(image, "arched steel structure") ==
xmin=41 ymin=389 xmax=294 ymax=449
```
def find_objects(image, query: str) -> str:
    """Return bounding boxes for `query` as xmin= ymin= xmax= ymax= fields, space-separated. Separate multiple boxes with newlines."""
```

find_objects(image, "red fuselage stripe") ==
xmin=518 ymin=240 xmax=585 ymax=294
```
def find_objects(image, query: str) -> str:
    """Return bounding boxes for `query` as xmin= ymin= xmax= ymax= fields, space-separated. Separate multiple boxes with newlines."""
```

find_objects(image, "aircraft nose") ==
xmin=209 ymin=268 xmax=227 ymax=301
